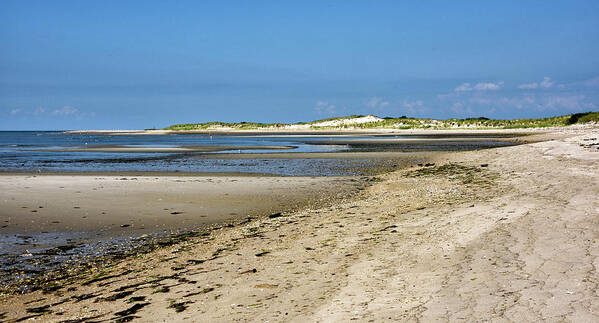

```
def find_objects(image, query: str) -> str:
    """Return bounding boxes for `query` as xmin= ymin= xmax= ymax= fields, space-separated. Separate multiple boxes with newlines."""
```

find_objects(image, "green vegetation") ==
xmin=405 ymin=163 xmax=497 ymax=186
xmin=567 ymin=111 xmax=599 ymax=124
xmin=164 ymin=111 xmax=598 ymax=130
xmin=299 ymin=115 xmax=366 ymax=125
xmin=165 ymin=121 xmax=285 ymax=130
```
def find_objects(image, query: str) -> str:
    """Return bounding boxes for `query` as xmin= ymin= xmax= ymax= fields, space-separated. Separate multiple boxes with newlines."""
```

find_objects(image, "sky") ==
xmin=1 ymin=1 xmax=599 ymax=130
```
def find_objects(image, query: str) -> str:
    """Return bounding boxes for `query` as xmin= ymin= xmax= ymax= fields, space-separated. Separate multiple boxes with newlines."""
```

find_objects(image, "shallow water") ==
xmin=0 ymin=131 xmax=518 ymax=175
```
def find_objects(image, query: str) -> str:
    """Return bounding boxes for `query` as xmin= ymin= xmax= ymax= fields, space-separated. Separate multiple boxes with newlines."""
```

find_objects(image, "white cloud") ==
xmin=454 ymin=83 xmax=472 ymax=92
xmin=400 ymin=99 xmax=428 ymax=116
xmin=518 ymin=82 xmax=538 ymax=89
xmin=366 ymin=97 xmax=389 ymax=109
xmin=583 ymin=76 xmax=599 ymax=88
xmin=6 ymin=106 xmax=94 ymax=119
xmin=468 ymin=96 xmax=492 ymax=105
xmin=315 ymin=101 xmax=336 ymax=115
xmin=497 ymin=95 xmax=537 ymax=109
xmin=366 ymin=97 xmax=381 ymax=108
xmin=52 ymin=106 xmax=79 ymax=116
xmin=474 ymin=81 xmax=503 ymax=91
xmin=543 ymin=95 xmax=587 ymax=110
xmin=33 ymin=107 xmax=46 ymax=116
xmin=480 ymin=93 xmax=593 ymax=112
xmin=495 ymin=94 xmax=591 ymax=111
xmin=402 ymin=99 xmax=424 ymax=109
xmin=450 ymin=102 xmax=473 ymax=116
xmin=455 ymin=81 xmax=503 ymax=92
xmin=540 ymin=77 xmax=554 ymax=88
xmin=439 ymin=80 xmax=598 ymax=116
xmin=519 ymin=77 xmax=554 ymax=90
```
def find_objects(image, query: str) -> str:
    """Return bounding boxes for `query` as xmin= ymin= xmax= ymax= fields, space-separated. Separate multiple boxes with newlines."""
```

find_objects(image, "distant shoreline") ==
xmin=105 ymin=111 xmax=596 ymax=133
xmin=65 ymin=128 xmax=542 ymax=136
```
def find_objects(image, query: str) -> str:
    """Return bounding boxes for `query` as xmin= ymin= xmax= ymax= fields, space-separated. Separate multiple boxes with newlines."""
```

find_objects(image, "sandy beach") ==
xmin=0 ymin=173 xmax=369 ymax=291
xmin=0 ymin=173 xmax=362 ymax=236
xmin=0 ymin=126 xmax=598 ymax=322
xmin=4 ymin=1 xmax=598 ymax=321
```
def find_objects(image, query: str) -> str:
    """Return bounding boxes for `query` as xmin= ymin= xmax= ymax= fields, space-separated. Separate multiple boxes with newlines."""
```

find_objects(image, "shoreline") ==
xmin=1 ymin=126 xmax=597 ymax=321
xmin=0 ymin=174 xmax=367 ymax=236
xmin=0 ymin=171 xmax=285 ymax=177
xmin=1 ymin=131 xmax=532 ymax=176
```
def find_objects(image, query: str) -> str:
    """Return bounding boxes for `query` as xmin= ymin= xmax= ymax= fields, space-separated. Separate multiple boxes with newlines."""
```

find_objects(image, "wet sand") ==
xmin=0 ymin=173 xmax=362 ymax=252
xmin=0 ymin=172 xmax=371 ymax=292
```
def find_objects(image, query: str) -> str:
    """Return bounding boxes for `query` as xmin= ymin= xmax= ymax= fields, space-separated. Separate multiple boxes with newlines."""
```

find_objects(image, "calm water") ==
xmin=0 ymin=131 xmax=517 ymax=176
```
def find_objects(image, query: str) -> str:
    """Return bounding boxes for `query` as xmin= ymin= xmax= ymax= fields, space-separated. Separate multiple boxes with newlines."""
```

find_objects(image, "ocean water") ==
xmin=0 ymin=131 xmax=517 ymax=176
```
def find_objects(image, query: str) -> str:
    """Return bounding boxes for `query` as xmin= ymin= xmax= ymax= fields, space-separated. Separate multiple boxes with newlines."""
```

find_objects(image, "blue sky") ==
xmin=1 ymin=1 xmax=598 ymax=130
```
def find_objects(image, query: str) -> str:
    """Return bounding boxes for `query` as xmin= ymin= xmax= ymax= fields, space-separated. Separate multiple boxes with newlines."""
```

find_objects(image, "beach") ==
xmin=0 ymin=173 xmax=362 ymax=245
xmin=0 ymin=126 xmax=598 ymax=321
xmin=4 ymin=1 xmax=598 ymax=321
xmin=0 ymin=172 xmax=372 ymax=293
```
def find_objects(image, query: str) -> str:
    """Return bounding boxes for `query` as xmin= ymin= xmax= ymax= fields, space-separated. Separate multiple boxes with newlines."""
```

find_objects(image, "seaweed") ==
xmin=113 ymin=303 xmax=150 ymax=317
xmin=25 ymin=305 xmax=51 ymax=314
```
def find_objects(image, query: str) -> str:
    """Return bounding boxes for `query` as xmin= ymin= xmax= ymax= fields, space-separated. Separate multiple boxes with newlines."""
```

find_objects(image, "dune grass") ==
xmin=164 ymin=111 xmax=598 ymax=130
xmin=165 ymin=121 xmax=284 ymax=131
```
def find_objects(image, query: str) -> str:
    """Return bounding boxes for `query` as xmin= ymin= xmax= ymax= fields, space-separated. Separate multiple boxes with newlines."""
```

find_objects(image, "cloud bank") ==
xmin=314 ymin=101 xmax=337 ymax=115
xmin=5 ymin=106 xmax=94 ymax=119
xmin=519 ymin=77 xmax=554 ymax=89
xmin=455 ymin=81 xmax=504 ymax=92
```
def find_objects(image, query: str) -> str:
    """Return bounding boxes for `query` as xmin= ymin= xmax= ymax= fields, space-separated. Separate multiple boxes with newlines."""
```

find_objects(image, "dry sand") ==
xmin=1 ymin=126 xmax=598 ymax=322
